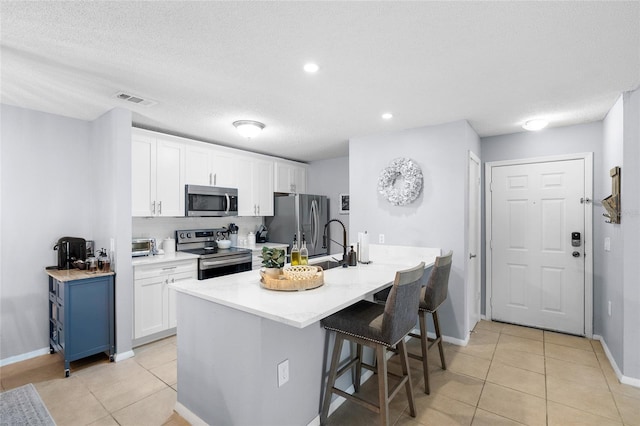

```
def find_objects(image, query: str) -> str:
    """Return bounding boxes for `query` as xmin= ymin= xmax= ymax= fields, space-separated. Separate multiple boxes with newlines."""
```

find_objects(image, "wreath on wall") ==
xmin=377 ymin=158 xmax=423 ymax=206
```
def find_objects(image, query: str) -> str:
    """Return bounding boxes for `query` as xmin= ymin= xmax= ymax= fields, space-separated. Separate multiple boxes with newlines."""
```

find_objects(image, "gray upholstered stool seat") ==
xmin=373 ymin=250 xmax=453 ymax=395
xmin=320 ymin=262 xmax=425 ymax=426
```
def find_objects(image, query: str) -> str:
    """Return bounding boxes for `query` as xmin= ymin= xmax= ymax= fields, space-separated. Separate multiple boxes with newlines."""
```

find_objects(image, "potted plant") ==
xmin=261 ymin=246 xmax=285 ymax=277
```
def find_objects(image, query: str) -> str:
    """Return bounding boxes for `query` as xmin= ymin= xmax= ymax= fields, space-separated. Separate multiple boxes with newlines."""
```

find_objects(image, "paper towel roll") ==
xmin=360 ymin=231 xmax=370 ymax=263
xmin=163 ymin=238 xmax=175 ymax=256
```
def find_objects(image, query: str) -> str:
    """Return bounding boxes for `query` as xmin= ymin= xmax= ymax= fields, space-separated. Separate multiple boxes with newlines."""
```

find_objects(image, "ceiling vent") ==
xmin=114 ymin=92 xmax=157 ymax=107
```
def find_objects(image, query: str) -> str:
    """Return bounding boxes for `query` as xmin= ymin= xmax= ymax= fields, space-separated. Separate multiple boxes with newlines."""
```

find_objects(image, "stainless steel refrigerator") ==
xmin=265 ymin=194 xmax=329 ymax=258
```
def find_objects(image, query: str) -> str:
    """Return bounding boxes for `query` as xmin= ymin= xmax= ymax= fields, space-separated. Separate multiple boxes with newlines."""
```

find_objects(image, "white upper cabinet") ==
xmin=185 ymin=143 xmax=237 ymax=188
xmin=237 ymin=155 xmax=274 ymax=217
xmin=132 ymin=131 xmax=185 ymax=217
xmin=274 ymin=161 xmax=308 ymax=194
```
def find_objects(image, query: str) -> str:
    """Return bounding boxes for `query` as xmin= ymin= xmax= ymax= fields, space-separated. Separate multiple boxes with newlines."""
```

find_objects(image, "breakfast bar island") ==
xmin=169 ymin=244 xmax=440 ymax=426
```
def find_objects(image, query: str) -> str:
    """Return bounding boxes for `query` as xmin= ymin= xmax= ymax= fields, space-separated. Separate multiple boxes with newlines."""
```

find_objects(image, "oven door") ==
xmin=198 ymin=256 xmax=252 ymax=280
xmin=185 ymin=185 xmax=238 ymax=217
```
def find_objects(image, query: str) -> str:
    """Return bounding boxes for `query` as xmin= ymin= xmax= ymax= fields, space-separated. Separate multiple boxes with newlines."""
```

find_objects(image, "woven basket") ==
xmin=260 ymin=266 xmax=324 ymax=291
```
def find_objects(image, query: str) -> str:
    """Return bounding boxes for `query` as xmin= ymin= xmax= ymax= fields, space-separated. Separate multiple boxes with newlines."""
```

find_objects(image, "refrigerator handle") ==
xmin=310 ymin=199 xmax=318 ymax=248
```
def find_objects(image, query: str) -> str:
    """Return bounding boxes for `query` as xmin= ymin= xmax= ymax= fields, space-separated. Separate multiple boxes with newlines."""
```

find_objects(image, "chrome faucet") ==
xmin=322 ymin=219 xmax=348 ymax=266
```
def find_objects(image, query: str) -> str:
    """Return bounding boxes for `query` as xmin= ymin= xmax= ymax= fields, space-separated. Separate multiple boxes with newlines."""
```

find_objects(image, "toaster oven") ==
xmin=132 ymin=238 xmax=155 ymax=257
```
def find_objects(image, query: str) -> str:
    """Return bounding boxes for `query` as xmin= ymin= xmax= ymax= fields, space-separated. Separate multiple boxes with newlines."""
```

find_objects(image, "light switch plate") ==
xmin=604 ymin=237 xmax=611 ymax=252
xmin=277 ymin=359 xmax=289 ymax=387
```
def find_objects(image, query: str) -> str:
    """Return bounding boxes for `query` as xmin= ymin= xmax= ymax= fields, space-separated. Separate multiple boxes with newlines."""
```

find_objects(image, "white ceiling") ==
xmin=2 ymin=1 xmax=639 ymax=162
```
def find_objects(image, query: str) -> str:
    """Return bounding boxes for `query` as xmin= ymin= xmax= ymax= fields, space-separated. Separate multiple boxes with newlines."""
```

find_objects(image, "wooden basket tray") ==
xmin=260 ymin=266 xmax=324 ymax=291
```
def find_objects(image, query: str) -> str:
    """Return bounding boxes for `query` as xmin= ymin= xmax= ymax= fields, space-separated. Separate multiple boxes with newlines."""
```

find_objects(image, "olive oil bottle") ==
xmin=291 ymin=234 xmax=300 ymax=266
xmin=300 ymin=234 xmax=309 ymax=265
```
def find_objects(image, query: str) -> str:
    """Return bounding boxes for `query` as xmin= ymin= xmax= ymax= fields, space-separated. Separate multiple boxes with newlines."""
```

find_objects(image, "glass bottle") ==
xmin=98 ymin=248 xmax=110 ymax=273
xmin=291 ymin=234 xmax=300 ymax=266
xmin=300 ymin=234 xmax=309 ymax=265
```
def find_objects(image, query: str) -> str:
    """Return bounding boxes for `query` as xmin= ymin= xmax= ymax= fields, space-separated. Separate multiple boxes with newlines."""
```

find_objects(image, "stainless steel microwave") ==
xmin=185 ymin=185 xmax=238 ymax=217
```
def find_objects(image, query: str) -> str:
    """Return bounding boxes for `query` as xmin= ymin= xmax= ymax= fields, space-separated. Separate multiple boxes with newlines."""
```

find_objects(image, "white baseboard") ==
xmin=0 ymin=347 xmax=50 ymax=367
xmin=593 ymin=334 xmax=640 ymax=389
xmin=114 ymin=350 xmax=135 ymax=362
xmin=174 ymin=401 xmax=208 ymax=426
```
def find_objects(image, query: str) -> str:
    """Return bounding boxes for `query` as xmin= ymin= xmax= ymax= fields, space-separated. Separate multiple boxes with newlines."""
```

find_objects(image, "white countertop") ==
xmin=169 ymin=244 xmax=440 ymax=328
xmin=132 ymin=251 xmax=199 ymax=266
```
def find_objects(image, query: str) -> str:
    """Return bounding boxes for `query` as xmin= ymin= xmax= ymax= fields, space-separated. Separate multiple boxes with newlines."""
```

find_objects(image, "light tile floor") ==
xmin=1 ymin=321 xmax=639 ymax=425
xmin=325 ymin=320 xmax=640 ymax=426
xmin=0 ymin=335 xmax=187 ymax=426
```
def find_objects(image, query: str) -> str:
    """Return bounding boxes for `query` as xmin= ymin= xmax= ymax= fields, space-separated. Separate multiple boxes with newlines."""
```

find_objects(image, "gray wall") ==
xmin=621 ymin=88 xmax=640 ymax=381
xmin=91 ymin=108 xmax=134 ymax=357
xmin=0 ymin=104 xmax=133 ymax=362
xmin=349 ymin=120 xmax=481 ymax=341
xmin=307 ymin=156 xmax=350 ymax=256
xmin=600 ymin=97 xmax=625 ymax=370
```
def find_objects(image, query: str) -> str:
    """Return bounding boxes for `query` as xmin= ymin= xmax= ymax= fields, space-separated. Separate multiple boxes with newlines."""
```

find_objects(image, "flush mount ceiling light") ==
xmin=382 ymin=113 xmax=393 ymax=120
xmin=233 ymin=120 xmax=265 ymax=138
xmin=522 ymin=119 xmax=548 ymax=131
xmin=303 ymin=63 xmax=319 ymax=73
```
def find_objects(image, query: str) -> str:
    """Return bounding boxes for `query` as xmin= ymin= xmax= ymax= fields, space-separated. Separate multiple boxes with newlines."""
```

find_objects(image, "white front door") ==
xmin=467 ymin=152 xmax=481 ymax=334
xmin=490 ymin=159 xmax=586 ymax=335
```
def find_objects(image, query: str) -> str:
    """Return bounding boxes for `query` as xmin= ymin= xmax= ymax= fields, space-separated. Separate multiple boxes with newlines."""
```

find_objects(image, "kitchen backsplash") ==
xmin=133 ymin=216 xmax=264 ymax=242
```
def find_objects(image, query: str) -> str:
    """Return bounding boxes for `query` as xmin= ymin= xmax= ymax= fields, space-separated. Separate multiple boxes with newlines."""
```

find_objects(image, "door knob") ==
xmin=572 ymin=251 xmax=580 ymax=257
xmin=469 ymin=253 xmax=477 ymax=259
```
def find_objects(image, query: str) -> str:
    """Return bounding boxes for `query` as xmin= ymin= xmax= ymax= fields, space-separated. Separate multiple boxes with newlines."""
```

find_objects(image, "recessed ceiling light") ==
xmin=522 ymin=119 xmax=548 ymax=131
xmin=382 ymin=113 xmax=393 ymax=120
xmin=233 ymin=120 xmax=265 ymax=139
xmin=304 ymin=63 xmax=319 ymax=73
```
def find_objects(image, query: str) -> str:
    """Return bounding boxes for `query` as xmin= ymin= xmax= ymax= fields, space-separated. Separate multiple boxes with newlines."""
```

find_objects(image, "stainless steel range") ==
xmin=176 ymin=228 xmax=252 ymax=280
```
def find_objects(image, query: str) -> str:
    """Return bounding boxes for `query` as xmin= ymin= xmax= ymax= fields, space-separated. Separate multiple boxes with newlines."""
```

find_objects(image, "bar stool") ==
xmin=320 ymin=262 xmax=425 ymax=426
xmin=374 ymin=250 xmax=453 ymax=394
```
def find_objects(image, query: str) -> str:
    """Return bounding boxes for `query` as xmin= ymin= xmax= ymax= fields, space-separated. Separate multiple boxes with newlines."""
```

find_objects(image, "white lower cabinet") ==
xmin=134 ymin=259 xmax=197 ymax=339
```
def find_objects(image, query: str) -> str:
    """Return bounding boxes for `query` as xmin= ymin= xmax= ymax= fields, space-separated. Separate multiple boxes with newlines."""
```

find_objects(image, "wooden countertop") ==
xmin=46 ymin=268 xmax=115 ymax=282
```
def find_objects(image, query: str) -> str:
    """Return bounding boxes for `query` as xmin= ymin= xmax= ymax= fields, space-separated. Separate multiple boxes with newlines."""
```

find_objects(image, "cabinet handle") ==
xmin=158 ymin=201 xmax=162 ymax=215
xmin=162 ymin=266 xmax=177 ymax=270
xmin=152 ymin=201 xmax=156 ymax=215
xmin=214 ymin=173 xmax=217 ymax=186
xmin=257 ymin=204 xmax=260 ymax=214
xmin=209 ymin=173 xmax=212 ymax=185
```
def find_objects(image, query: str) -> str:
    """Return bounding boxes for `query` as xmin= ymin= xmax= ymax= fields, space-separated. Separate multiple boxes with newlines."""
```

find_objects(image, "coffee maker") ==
xmin=54 ymin=236 xmax=87 ymax=269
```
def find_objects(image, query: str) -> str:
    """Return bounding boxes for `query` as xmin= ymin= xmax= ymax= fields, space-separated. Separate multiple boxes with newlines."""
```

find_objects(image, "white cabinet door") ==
xmin=274 ymin=161 xmax=307 ymax=194
xmin=134 ymin=275 xmax=168 ymax=338
xmin=132 ymin=135 xmax=156 ymax=216
xmin=185 ymin=143 xmax=213 ymax=186
xmin=155 ymin=138 xmax=184 ymax=217
xmin=132 ymin=131 xmax=185 ymax=217
xmin=237 ymin=156 xmax=273 ymax=216
xmin=211 ymin=149 xmax=237 ymax=188
xmin=166 ymin=270 xmax=195 ymax=328
xmin=255 ymin=159 xmax=274 ymax=216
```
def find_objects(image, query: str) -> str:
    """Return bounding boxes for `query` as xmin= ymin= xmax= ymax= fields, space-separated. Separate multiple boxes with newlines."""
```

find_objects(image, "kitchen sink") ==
xmin=311 ymin=260 xmax=343 ymax=270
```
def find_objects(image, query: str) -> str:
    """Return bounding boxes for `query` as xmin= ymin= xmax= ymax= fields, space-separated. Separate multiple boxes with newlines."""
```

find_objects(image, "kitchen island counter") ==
xmin=170 ymin=244 xmax=440 ymax=426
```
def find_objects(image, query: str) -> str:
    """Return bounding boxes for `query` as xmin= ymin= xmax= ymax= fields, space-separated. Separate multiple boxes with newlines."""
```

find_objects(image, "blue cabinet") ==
xmin=47 ymin=271 xmax=115 ymax=377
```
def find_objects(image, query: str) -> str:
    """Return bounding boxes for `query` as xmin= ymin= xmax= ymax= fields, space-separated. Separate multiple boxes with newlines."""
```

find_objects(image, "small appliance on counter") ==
xmin=54 ymin=236 xmax=87 ymax=270
xmin=132 ymin=238 xmax=156 ymax=257
xmin=256 ymin=224 xmax=268 ymax=243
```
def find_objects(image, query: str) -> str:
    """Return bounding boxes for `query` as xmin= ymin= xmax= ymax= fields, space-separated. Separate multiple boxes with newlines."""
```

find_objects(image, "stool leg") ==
xmin=398 ymin=339 xmax=416 ymax=417
xmin=355 ymin=343 xmax=363 ymax=392
xmin=321 ymin=333 xmax=344 ymax=424
xmin=432 ymin=311 xmax=447 ymax=370
xmin=418 ymin=310 xmax=430 ymax=394
xmin=376 ymin=344 xmax=390 ymax=426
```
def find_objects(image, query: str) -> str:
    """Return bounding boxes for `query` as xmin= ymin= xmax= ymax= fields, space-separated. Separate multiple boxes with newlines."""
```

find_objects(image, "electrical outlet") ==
xmin=277 ymin=359 xmax=289 ymax=387
xmin=378 ymin=234 xmax=385 ymax=244
xmin=608 ymin=301 xmax=612 ymax=317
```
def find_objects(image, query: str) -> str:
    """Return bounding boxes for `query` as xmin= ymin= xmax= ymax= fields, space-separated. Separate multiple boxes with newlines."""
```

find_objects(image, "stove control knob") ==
xmin=179 ymin=233 xmax=185 ymax=239
xmin=187 ymin=233 xmax=192 ymax=238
